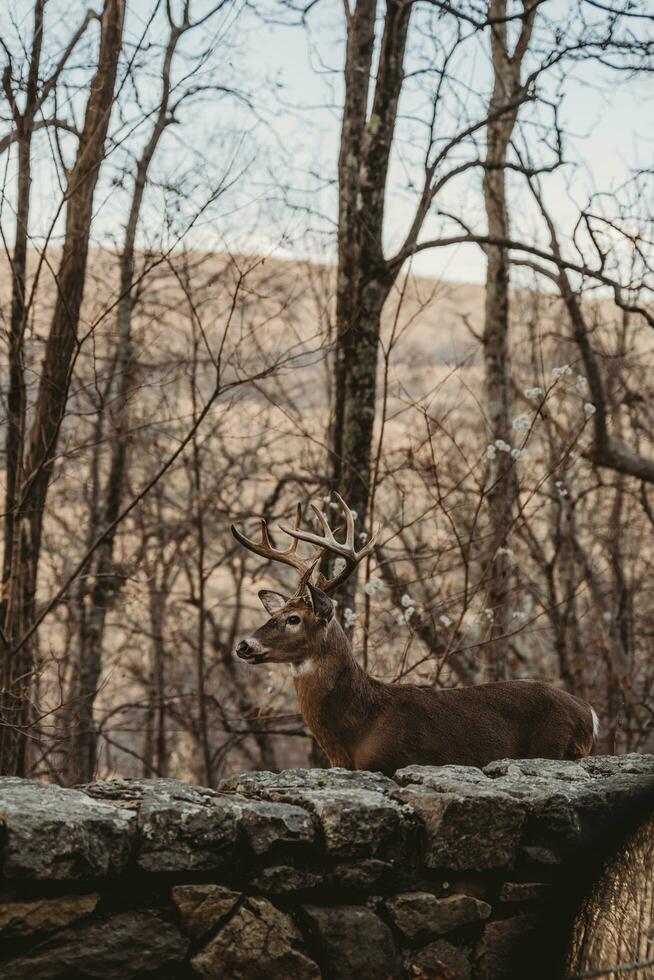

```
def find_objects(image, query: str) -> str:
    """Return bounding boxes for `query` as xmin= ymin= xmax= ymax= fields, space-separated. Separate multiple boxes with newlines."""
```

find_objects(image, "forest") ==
xmin=0 ymin=0 xmax=653 ymax=787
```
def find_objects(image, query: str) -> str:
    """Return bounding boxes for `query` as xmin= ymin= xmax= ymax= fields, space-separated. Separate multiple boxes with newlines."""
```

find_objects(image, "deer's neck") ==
xmin=292 ymin=619 xmax=376 ymax=768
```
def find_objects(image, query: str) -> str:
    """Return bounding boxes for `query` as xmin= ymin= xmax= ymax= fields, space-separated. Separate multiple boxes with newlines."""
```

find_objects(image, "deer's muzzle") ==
xmin=236 ymin=639 xmax=267 ymax=664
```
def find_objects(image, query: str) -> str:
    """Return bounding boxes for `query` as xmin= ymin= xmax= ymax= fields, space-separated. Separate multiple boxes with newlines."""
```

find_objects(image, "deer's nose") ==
xmin=236 ymin=640 xmax=251 ymax=658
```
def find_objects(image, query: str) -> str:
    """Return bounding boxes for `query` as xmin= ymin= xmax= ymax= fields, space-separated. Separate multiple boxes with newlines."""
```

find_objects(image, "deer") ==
xmin=232 ymin=494 xmax=598 ymax=776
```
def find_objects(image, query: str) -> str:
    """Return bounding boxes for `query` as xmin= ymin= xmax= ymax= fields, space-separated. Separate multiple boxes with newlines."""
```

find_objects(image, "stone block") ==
xmin=0 ymin=910 xmax=188 ymax=979
xmin=385 ymin=891 xmax=490 ymax=941
xmin=404 ymin=938 xmax=471 ymax=979
xmin=0 ymin=892 xmax=99 ymax=938
xmin=0 ymin=778 xmax=134 ymax=880
xmin=172 ymin=884 xmax=241 ymax=939
xmin=192 ymin=896 xmax=320 ymax=979
xmin=302 ymin=903 xmax=403 ymax=979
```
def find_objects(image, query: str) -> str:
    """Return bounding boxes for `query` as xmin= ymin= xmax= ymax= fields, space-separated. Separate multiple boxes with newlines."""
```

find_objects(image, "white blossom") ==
xmin=576 ymin=375 xmax=589 ymax=393
xmin=363 ymin=576 xmax=383 ymax=597
xmin=343 ymin=607 xmax=356 ymax=627
xmin=401 ymin=593 xmax=413 ymax=608
xmin=495 ymin=439 xmax=512 ymax=453
xmin=512 ymin=610 xmax=527 ymax=621
xmin=359 ymin=531 xmax=368 ymax=543
xmin=602 ymin=611 xmax=612 ymax=622
xmin=512 ymin=413 xmax=531 ymax=433
xmin=496 ymin=546 xmax=514 ymax=557
xmin=511 ymin=448 xmax=527 ymax=461
xmin=322 ymin=495 xmax=331 ymax=504
xmin=484 ymin=608 xmax=494 ymax=620
xmin=523 ymin=386 xmax=543 ymax=400
xmin=439 ymin=614 xmax=453 ymax=627
xmin=584 ymin=402 xmax=596 ymax=416
xmin=333 ymin=557 xmax=347 ymax=576
xmin=555 ymin=480 xmax=568 ymax=498
xmin=486 ymin=444 xmax=497 ymax=460
xmin=552 ymin=364 xmax=573 ymax=378
xmin=350 ymin=510 xmax=358 ymax=520
xmin=404 ymin=607 xmax=416 ymax=623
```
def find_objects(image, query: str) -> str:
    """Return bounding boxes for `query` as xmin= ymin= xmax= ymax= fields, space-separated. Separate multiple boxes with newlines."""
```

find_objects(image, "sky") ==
xmin=234 ymin=1 xmax=653 ymax=283
xmin=1 ymin=0 xmax=652 ymax=286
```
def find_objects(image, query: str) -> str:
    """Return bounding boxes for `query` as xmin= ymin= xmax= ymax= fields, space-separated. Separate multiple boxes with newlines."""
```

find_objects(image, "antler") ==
xmin=279 ymin=492 xmax=377 ymax=594
xmin=232 ymin=493 xmax=377 ymax=595
xmin=231 ymin=503 xmax=322 ymax=578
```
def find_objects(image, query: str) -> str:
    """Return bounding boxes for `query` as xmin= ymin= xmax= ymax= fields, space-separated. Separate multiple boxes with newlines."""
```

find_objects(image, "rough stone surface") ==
xmin=330 ymin=857 xmax=393 ymax=889
xmin=0 ymin=910 xmax=188 ymax=979
xmin=0 ymin=778 xmax=134 ymax=879
xmin=386 ymin=891 xmax=491 ymax=941
xmin=519 ymin=844 xmax=561 ymax=865
xmin=302 ymin=903 xmax=403 ymax=979
xmin=473 ymin=914 xmax=540 ymax=979
xmin=0 ymin=892 xmax=99 ymax=938
xmin=483 ymin=757 xmax=654 ymax=845
xmin=404 ymin=938 xmax=472 ymax=979
xmin=231 ymin=795 xmax=315 ymax=854
xmin=0 ymin=757 xmax=652 ymax=979
xmin=221 ymin=766 xmax=399 ymax=797
xmin=221 ymin=767 xmax=416 ymax=858
xmin=84 ymin=778 xmax=240 ymax=872
xmin=250 ymin=863 xmax=324 ymax=893
xmin=394 ymin=768 xmax=526 ymax=870
xmin=499 ymin=881 xmax=552 ymax=903
xmin=172 ymin=883 xmax=241 ymax=938
xmin=192 ymin=895 xmax=320 ymax=979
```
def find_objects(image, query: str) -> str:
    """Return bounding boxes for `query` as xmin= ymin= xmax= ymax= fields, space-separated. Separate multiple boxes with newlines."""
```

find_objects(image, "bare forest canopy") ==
xmin=0 ymin=0 xmax=653 ymax=786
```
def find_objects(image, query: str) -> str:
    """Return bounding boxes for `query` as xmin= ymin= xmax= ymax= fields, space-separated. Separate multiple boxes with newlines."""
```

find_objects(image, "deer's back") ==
xmin=354 ymin=678 xmax=594 ymax=774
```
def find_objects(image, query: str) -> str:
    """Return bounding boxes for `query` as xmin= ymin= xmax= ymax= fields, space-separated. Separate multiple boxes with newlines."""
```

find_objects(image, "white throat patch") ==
xmin=291 ymin=660 xmax=315 ymax=677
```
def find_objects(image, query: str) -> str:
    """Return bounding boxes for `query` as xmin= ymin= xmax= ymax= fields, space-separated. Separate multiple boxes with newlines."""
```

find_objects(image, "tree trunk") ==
xmin=481 ymin=0 xmax=534 ymax=679
xmin=0 ymin=0 xmax=125 ymax=776
xmin=71 ymin=20 xmax=180 ymax=782
xmin=331 ymin=0 xmax=410 ymax=618
xmin=568 ymin=814 xmax=654 ymax=976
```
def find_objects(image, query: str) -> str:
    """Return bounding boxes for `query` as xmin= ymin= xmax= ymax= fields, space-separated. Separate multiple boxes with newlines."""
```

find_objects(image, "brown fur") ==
xmin=238 ymin=593 xmax=596 ymax=776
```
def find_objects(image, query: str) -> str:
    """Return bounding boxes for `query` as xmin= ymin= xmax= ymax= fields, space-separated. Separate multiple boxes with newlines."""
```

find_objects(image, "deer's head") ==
xmin=232 ymin=493 xmax=376 ymax=669
xmin=235 ymin=581 xmax=335 ymax=665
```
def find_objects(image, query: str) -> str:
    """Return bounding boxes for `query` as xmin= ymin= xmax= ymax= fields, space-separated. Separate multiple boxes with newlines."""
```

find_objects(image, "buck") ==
xmin=232 ymin=495 xmax=598 ymax=775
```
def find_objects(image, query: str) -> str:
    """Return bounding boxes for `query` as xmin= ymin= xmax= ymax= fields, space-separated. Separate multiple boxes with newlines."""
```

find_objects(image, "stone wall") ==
xmin=1 ymin=755 xmax=653 ymax=979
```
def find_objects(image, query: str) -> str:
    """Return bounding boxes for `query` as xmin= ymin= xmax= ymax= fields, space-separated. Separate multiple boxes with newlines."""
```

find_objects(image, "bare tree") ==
xmin=480 ymin=0 xmax=535 ymax=677
xmin=70 ymin=0 xmax=231 ymax=785
xmin=0 ymin=0 xmax=126 ymax=775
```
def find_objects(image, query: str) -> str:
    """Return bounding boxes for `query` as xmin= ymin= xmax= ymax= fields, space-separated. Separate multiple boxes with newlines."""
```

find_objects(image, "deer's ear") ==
xmin=306 ymin=583 xmax=334 ymax=623
xmin=258 ymin=590 xmax=287 ymax=615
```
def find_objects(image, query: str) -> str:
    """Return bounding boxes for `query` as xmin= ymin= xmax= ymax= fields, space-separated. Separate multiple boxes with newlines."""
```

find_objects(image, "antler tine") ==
xmin=293 ymin=554 xmax=322 ymax=599
xmin=308 ymin=503 xmax=336 ymax=543
xmin=231 ymin=503 xmax=315 ymax=574
xmin=259 ymin=519 xmax=273 ymax=551
xmin=234 ymin=497 xmax=379 ymax=594
xmin=280 ymin=500 xmax=356 ymax=560
xmin=279 ymin=493 xmax=378 ymax=593
xmin=333 ymin=491 xmax=355 ymax=549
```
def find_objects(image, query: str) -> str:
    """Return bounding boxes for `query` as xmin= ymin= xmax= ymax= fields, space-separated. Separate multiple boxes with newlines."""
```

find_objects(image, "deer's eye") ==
xmin=286 ymin=615 xmax=301 ymax=626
